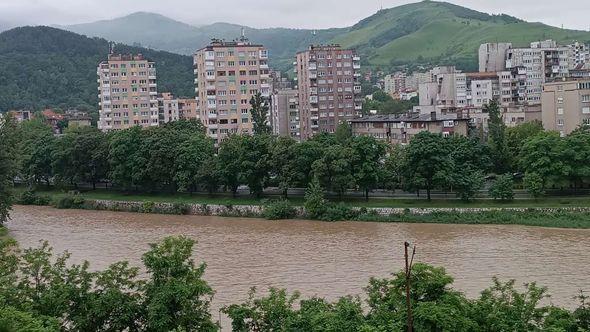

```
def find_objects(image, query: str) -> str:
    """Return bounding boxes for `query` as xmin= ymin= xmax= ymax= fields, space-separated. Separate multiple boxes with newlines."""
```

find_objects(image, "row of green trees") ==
xmin=10 ymin=100 xmax=590 ymax=203
xmin=1 ymin=236 xmax=589 ymax=332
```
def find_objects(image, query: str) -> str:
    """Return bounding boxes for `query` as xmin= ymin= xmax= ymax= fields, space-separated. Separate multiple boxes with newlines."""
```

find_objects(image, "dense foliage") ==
xmin=0 ymin=115 xmax=18 ymax=223
xmin=362 ymin=90 xmax=418 ymax=115
xmin=0 ymin=236 xmax=217 ymax=331
xmin=0 ymin=26 xmax=194 ymax=113
xmin=8 ymin=111 xmax=590 ymax=212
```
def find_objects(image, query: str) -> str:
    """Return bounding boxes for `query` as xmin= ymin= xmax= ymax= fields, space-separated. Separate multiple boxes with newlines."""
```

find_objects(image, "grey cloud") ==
xmin=0 ymin=0 xmax=588 ymax=30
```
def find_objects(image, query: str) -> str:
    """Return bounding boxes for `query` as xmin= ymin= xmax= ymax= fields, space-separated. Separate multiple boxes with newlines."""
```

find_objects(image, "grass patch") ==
xmin=358 ymin=210 xmax=590 ymax=229
xmin=13 ymin=187 xmax=590 ymax=209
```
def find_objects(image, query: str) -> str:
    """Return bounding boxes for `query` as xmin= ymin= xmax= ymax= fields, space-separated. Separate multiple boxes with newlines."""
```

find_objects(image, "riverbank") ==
xmin=15 ymin=187 xmax=590 ymax=208
xmin=13 ymin=187 xmax=590 ymax=229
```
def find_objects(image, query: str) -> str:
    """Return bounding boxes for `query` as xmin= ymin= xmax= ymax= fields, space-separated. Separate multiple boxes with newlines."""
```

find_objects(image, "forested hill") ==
xmin=61 ymin=1 xmax=590 ymax=72
xmin=0 ymin=26 xmax=194 ymax=112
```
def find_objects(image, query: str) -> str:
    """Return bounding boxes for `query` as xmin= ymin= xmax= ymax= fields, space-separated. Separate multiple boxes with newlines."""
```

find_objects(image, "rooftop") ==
xmin=350 ymin=113 xmax=468 ymax=123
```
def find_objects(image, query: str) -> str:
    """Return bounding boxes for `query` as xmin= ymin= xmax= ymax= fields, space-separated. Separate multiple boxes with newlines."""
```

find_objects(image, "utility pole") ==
xmin=404 ymin=241 xmax=416 ymax=332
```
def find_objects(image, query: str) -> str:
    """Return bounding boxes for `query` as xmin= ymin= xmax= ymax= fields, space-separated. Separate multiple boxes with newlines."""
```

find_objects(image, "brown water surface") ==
xmin=7 ymin=206 xmax=590 ymax=318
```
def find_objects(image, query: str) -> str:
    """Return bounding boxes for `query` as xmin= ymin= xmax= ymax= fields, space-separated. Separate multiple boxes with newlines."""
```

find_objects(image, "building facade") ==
xmin=97 ymin=54 xmax=158 ymax=131
xmin=479 ymin=43 xmax=512 ymax=73
xmin=542 ymin=80 xmax=590 ymax=136
xmin=350 ymin=112 xmax=470 ymax=145
xmin=193 ymin=38 xmax=270 ymax=144
xmin=158 ymin=92 xmax=180 ymax=124
xmin=295 ymin=45 xmax=361 ymax=139
xmin=270 ymin=89 xmax=300 ymax=141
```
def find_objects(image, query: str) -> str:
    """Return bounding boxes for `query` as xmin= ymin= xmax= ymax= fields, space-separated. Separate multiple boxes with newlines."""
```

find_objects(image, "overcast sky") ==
xmin=2 ymin=0 xmax=590 ymax=31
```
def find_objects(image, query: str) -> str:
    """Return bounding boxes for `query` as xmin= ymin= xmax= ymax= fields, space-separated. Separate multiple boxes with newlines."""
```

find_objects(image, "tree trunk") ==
xmin=92 ymin=180 xmax=96 ymax=190
xmin=365 ymin=188 xmax=369 ymax=201
xmin=426 ymin=187 xmax=431 ymax=201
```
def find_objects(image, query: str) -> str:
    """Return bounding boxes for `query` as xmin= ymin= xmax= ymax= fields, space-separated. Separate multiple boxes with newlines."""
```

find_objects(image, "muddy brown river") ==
xmin=6 ymin=205 xmax=590 ymax=327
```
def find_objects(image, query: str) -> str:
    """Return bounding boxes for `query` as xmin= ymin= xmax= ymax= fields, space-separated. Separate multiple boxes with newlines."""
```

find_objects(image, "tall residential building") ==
xmin=270 ymin=89 xmax=300 ymax=141
xmin=406 ymin=71 xmax=431 ymax=91
xmin=295 ymin=45 xmax=361 ymax=139
xmin=97 ymin=54 xmax=158 ymax=131
xmin=384 ymin=72 xmax=407 ymax=97
xmin=505 ymin=40 xmax=573 ymax=105
xmin=193 ymin=38 xmax=270 ymax=144
xmin=479 ymin=43 xmax=512 ymax=72
xmin=542 ymin=80 xmax=590 ymax=136
xmin=158 ymin=92 xmax=179 ymax=123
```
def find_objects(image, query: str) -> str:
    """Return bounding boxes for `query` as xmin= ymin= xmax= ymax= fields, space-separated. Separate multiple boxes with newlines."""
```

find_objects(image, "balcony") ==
xmin=353 ymin=56 xmax=360 ymax=61
xmin=309 ymin=72 xmax=318 ymax=79
xmin=309 ymin=63 xmax=317 ymax=70
xmin=353 ymin=62 xmax=361 ymax=69
xmin=193 ymin=68 xmax=199 ymax=75
xmin=260 ymin=63 xmax=269 ymax=69
xmin=309 ymin=96 xmax=318 ymax=104
xmin=353 ymin=85 xmax=362 ymax=93
xmin=205 ymin=53 xmax=215 ymax=61
xmin=206 ymin=75 xmax=216 ymax=80
xmin=206 ymin=85 xmax=216 ymax=91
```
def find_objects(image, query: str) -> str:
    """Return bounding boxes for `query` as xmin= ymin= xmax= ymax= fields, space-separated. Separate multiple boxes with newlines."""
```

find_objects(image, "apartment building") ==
xmin=350 ymin=112 xmax=469 ymax=145
xmin=193 ymin=38 xmax=270 ymax=144
xmin=542 ymin=79 xmax=590 ymax=136
xmin=406 ymin=71 xmax=431 ymax=91
xmin=384 ymin=72 xmax=406 ymax=97
xmin=178 ymin=98 xmax=199 ymax=120
xmin=97 ymin=54 xmax=158 ymax=131
xmin=479 ymin=43 xmax=512 ymax=72
xmin=158 ymin=92 xmax=179 ymax=123
xmin=270 ymin=89 xmax=300 ymax=141
xmin=295 ymin=45 xmax=361 ymax=139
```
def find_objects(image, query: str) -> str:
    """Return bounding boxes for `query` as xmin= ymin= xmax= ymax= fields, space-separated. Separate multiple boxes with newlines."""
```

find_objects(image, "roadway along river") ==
xmin=7 ymin=205 xmax=590 ymax=314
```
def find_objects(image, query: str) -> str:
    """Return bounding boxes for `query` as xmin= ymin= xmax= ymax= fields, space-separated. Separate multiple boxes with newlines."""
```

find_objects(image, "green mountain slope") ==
xmin=0 ymin=26 xmax=194 ymax=112
xmin=62 ymin=1 xmax=590 ymax=72
xmin=332 ymin=1 xmax=590 ymax=70
xmin=62 ymin=12 xmax=342 ymax=70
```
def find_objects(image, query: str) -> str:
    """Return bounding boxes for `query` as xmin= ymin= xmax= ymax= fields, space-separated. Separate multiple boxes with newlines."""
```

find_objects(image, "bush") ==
xmin=304 ymin=178 xmax=327 ymax=219
xmin=170 ymin=203 xmax=191 ymax=215
xmin=489 ymin=174 xmax=515 ymax=201
xmin=524 ymin=172 xmax=545 ymax=199
xmin=18 ymin=190 xmax=50 ymax=206
xmin=263 ymin=200 xmax=297 ymax=220
xmin=139 ymin=201 xmax=155 ymax=213
xmin=52 ymin=195 xmax=85 ymax=209
xmin=320 ymin=202 xmax=358 ymax=221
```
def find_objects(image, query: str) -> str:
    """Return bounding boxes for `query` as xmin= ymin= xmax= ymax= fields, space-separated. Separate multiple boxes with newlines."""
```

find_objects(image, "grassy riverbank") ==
xmin=14 ymin=187 xmax=590 ymax=209
xmin=358 ymin=210 xmax=590 ymax=229
xmin=13 ymin=187 xmax=590 ymax=229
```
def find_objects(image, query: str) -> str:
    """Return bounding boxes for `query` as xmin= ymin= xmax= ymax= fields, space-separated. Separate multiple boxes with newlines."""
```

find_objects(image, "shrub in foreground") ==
xmin=17 ymin=190 xmax=50 ymax=206
xmin=263 ymin=200 xmax=297 ymax=220
xmin=51 ymin=195 xmax=85 ymax=209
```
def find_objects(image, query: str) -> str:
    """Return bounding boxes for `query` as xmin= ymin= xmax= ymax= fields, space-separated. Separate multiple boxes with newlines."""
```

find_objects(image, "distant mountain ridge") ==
xmin=60 ymin=1 xmax=590 ymax=71
xmin=0 ymin=26 xmax=193 ymax=112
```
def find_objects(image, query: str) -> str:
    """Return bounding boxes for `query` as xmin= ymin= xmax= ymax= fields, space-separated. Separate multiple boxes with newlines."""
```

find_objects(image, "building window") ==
xmin=583 ymin=107 xmax=590 ymax=114
xmin=557 ymin=108 xmax=564 ymax=115
xmin=557 ymin=119 xmax=564 ymax=126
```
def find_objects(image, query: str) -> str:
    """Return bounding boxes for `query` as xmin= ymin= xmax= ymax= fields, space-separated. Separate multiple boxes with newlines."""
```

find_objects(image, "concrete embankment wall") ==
xmin=85 ymin=199 xmax=590 ymax=217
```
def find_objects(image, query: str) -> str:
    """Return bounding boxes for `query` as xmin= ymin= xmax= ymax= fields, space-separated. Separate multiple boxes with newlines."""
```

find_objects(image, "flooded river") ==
xmin=6 ymin=206 xmax=590 ymax=319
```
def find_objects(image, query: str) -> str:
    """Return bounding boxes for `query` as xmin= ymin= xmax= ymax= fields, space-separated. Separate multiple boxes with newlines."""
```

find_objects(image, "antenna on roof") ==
xmin=239 ymin=27 xmax=248 ymax=42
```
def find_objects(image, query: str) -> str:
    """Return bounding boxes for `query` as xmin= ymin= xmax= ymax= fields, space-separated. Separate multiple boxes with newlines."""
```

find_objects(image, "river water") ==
xmin=6 ymin=206 xmax=590 ymax=318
